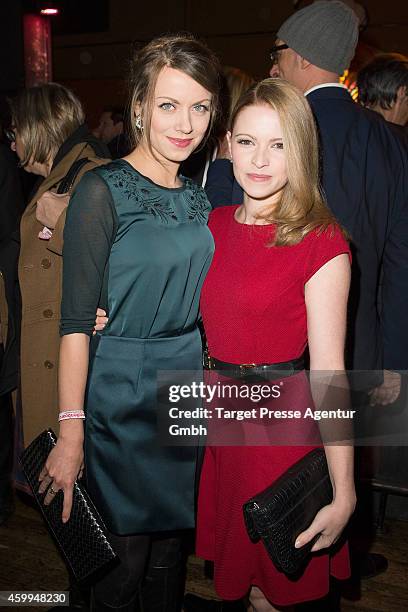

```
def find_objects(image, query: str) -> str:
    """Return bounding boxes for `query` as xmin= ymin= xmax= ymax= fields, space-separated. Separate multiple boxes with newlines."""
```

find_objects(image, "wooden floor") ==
xmin=0 ymin=495 xmax=407 ymax=611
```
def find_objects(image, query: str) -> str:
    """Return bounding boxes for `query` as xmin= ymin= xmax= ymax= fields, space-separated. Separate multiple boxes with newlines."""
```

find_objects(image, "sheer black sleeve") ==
xmin=60 ymin=171 xmax=118 ymax=336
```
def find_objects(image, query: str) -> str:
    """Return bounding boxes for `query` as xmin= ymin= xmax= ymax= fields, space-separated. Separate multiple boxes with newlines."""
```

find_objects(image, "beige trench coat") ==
xmin=19 ymin=143 xmax=109 ymax=445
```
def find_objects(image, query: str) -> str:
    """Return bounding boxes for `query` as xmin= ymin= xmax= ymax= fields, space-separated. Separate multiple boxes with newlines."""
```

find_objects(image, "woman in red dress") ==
xmin=196 ymin=79 xmax=356 ymax=610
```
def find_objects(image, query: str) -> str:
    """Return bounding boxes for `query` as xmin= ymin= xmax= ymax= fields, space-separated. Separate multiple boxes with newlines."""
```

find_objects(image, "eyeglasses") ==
xmin=269 ymin=44 xmax=289 ymax=64
xmin=5 ymin=127 xmax=16 ymax=143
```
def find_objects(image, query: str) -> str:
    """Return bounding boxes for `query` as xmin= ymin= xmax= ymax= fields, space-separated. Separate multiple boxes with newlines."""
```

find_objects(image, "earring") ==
xmin=135 ymin=114 xmax=143 ymax=130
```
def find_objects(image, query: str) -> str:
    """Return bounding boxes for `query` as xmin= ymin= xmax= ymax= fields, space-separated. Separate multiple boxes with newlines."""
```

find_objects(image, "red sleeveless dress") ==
xmin=196 ymin=206 xmax=351 ymax=606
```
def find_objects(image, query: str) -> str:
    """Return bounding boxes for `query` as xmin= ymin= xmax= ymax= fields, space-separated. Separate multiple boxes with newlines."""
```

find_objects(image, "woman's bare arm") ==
xmin=38 ymin=334 xmax=90 ymax=522
xmin=295 ymin=253 xmax=356 ymax=551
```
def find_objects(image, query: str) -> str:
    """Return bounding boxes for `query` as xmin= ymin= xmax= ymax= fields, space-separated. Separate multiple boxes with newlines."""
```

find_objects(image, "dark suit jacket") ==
xmin=205 ymin=86 xmax=408 ymax=371
xmin=0 ymin=144 xmax=25 ymax=396
xmin=0 ymin=144 xmax=25 ymax=244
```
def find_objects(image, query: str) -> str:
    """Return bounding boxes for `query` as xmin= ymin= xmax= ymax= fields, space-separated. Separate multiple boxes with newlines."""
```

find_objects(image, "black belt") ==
xmin=203 ymin=351 xmax=304 ymax=380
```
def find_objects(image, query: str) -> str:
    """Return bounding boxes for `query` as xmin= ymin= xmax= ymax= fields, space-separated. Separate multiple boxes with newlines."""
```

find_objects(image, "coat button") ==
xmin=44 ymin=360 xmax=54 ymax=369
xmin=43 ymin=309 xmax=53 ymax=318
xmin=41 ymin=258 xmax=51 ymax=269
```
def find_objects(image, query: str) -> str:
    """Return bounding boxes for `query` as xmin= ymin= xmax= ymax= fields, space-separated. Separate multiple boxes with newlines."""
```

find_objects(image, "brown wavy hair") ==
xmin=230 ymin=78 xmax=343 ymax=246
xmin=128 ymin=33 xmax=222 ymax=152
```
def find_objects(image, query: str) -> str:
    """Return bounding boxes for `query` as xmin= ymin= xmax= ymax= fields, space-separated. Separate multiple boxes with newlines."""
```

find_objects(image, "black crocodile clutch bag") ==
xmin=243 ymin=448 xmax=333 ymax=575
xmin=20 ymin=429 xmax=117 ymax=582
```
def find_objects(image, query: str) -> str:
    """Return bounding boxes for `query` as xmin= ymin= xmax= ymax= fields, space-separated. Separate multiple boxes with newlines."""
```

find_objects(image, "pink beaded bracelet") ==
xmin=58 ymin=410 xmax=85 ymax=421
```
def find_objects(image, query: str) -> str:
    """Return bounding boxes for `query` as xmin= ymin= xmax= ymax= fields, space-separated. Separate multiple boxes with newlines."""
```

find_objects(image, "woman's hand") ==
xmin=295 ymin=493 xmax=356 ymax=552
xmin=38 ymin=422 xmax=84 ymax=523
xmin=93 ymin=308 xmax=108 ymax=335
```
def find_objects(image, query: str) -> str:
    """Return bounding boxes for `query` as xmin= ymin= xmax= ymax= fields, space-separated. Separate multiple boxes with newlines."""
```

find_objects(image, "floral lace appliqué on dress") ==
xmin=183 ymin=182 xmax=212 ymax=223
xmin=108 ymin=165 xmax=177 ymax=223
xmin=106 ymin=162 xmax=210 ymax=225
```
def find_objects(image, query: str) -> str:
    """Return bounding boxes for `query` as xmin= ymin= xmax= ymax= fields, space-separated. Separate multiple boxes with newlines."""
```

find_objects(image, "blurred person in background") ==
xmin=357 ymin=51 xmax=408 ymax=538
xmin=0 ymin=103 xmax=25 ymax=526
xmin=0 ymin=103 xmax=25 ymax=242
xmin=9 ymin=82 xmax=109 ymax=449
xmin=9 ymin=82 xmax=109 ymax=608
xmin=357 ymin=53 xmax=408 ymax=127
xmin=93 ymin=105 xmax=130 ymax=158
xmin=217 ymin=66 xmax=255 ymax=153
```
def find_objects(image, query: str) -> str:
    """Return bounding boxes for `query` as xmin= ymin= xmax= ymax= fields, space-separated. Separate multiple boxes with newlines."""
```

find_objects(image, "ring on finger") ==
xmin=49 ymin=485 xmax=57 ymax=495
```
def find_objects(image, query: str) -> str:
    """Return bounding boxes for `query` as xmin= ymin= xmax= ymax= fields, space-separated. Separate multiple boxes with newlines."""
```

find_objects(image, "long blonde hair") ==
xmin=230 ymin=78 xmax=341 ymax=246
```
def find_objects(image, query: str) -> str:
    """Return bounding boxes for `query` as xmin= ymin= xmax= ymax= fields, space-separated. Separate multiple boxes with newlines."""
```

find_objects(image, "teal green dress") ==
xmin=61 ymin=159 xmax=214 ymax=535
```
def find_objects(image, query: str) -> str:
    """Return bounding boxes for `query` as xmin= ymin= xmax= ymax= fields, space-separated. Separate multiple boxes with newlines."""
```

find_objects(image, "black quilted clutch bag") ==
xmin=243 ymin=448 xmax=333 ymax=575
xmin=19 ymin=429 xmax=117 ymax=582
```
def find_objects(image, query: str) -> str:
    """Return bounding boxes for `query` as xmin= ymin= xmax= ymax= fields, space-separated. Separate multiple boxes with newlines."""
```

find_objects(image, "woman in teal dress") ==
xmin=38 ymin=35 xmax=221 ymax=611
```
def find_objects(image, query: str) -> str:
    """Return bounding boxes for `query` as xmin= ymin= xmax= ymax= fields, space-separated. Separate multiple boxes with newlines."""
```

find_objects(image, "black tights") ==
xmin=92 ymin=532 xmax=186 ymax=612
